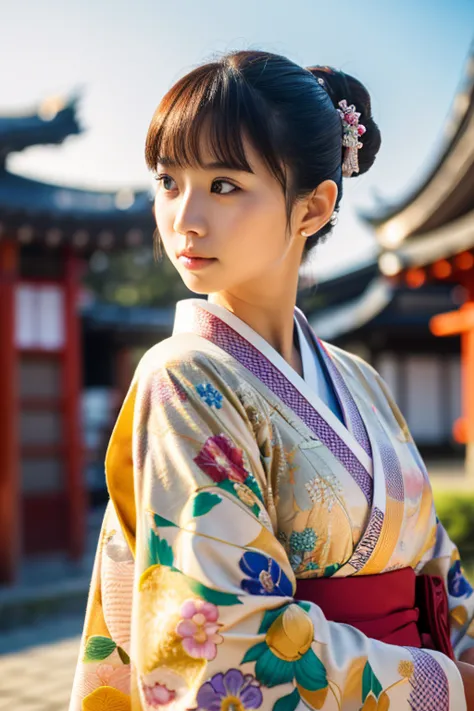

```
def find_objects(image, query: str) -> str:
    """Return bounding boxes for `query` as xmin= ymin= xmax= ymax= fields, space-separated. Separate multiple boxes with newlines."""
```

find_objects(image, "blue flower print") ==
xmin=195 ymin=382 xmax=223 ymax=409
xmin=239 ymin=551 xmax=293 ymax=596
xmin=448 ymin=559 xmax=474 ymax=598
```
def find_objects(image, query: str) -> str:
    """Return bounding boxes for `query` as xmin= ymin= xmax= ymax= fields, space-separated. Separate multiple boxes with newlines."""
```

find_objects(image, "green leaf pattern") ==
xmin=154 ymin=513 xmax=177 ymax=528
xmin=84 ymin=636 xmax=117 ymax=662
xmin=362 ymin=660 xmax=383 ymax=702
xmin=148 ymin=530 xmax=174 ymax=567
xmin=192 ymin=491 xmax=222 ymax=517
xmin=273 ymin=688 xmax=300 ymax=711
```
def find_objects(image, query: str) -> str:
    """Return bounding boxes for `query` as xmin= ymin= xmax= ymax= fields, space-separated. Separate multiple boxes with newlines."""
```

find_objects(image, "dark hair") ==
xmin=145 ymin=50 xmax=381 ymax=258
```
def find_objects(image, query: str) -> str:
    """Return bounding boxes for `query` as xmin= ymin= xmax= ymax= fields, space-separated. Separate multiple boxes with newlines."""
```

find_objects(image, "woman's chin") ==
xmin=180 ymin=273 xmax=214 ymax=295
xmin=178 ymin=269 xmax=225 ymax=295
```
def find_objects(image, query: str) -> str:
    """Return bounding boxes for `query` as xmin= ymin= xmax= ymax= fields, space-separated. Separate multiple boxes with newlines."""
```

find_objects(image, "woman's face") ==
xmin=154 ymin=132 xmax=302 ymax=299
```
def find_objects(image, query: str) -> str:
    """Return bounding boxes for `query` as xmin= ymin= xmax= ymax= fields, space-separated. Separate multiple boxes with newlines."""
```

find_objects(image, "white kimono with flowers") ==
xmin=70 ymin=298 xmax=474 ymax=711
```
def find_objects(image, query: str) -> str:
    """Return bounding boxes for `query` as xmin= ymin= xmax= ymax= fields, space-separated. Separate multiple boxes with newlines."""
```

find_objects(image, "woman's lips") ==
xmin=178 ymin=255 xmax=217 ymax=270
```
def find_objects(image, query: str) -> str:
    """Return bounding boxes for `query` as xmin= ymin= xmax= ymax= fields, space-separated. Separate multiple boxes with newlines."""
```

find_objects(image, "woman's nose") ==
xmin=173 ymin=191 xmax=207 ymax=238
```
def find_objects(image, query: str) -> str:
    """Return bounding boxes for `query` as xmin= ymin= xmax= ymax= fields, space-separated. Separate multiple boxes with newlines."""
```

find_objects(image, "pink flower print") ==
xmin=96 ymin=664 xmax=131 ymax=695
xmin=176 ymin=599 xmax=223 ymax=660
xmin=143 ymin=683 xmax=176 ymax=707
xmin=79 ymin=663 xmax=131 ymax=698
xmin=194 ymin=435 xmax=248 ymax=484
xmin=139 ymin=668 xmax=188 ymax=710
xmin=404 ymin=467 xmax=425 ymax=501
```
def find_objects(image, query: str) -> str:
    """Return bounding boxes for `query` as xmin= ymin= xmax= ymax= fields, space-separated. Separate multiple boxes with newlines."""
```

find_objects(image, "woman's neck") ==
xmin=208 ymin=288 xmax=303 ymax=376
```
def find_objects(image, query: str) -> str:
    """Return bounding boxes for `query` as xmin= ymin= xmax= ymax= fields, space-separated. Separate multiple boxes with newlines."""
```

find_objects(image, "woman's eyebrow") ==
xmin=202 ymin=160 xmax=254 ymax=174
xmin=156 ymin=157 xmax=254 ymax=174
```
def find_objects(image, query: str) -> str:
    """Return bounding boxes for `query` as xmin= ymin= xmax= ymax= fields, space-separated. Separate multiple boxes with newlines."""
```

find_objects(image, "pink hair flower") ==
xmin=337 ymin=99 xmax=366 ymax=177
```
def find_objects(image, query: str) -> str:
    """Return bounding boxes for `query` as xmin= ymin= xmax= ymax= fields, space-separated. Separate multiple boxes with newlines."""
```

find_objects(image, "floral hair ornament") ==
xmin=337 ymin=99 xmax=366 ymax=177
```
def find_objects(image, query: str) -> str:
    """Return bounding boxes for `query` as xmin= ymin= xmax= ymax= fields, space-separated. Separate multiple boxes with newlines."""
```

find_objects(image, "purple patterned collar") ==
xmin=173 ymin=299 xmax=374 ymax=504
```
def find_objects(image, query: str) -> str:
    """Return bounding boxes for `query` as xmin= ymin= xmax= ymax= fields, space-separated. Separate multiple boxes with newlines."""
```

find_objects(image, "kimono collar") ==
xmin=173 ymin=298 xmax=373 ymax=478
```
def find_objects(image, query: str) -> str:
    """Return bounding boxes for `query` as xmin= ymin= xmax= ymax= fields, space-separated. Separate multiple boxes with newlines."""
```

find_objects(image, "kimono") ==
xmin=70 ymin=297 xmax=474 ymax=711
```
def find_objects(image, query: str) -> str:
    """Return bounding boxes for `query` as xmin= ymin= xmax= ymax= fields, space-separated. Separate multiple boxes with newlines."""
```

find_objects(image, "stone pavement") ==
xmin=0 ymin=505 xmax=105 ymax=631
xmin=0 ymin=507 xmax=103 ymax=709
xmin=0 ymin=614 xmax=82 ymax=710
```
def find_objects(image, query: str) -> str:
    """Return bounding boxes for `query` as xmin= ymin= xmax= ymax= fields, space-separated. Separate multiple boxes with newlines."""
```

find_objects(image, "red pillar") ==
xmin=0 ymin=241 xmax=20 ymax=583
xmin=63 ymin=248 xmax=86 ymax=560
xmin=462 ymin=278 xmax=474 ymax=478
xmin=431 ymin=300 xmax=474 ymax=478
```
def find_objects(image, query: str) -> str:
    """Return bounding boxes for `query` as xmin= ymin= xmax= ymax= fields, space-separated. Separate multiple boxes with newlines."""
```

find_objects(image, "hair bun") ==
xmin=306 ymin=65 xmax=381 ymax=177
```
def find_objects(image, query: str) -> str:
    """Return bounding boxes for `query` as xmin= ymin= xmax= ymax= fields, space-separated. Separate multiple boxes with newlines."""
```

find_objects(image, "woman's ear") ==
xmin=298 ymin=180 xmax=338 ymax=237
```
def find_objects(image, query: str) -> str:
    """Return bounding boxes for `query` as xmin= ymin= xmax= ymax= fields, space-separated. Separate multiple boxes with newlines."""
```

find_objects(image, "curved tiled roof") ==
xmin=361 ymin=43 xmax=474 ymax=240
xmin=0 ymin=93 xmax=154 ymax=246
xmin=0 ymin=95 xmax=81 ymax=161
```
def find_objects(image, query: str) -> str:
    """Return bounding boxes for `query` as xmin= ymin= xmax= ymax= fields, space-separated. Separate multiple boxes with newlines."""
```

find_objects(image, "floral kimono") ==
xmin=70 ymin=298 xmax=474 ymax=711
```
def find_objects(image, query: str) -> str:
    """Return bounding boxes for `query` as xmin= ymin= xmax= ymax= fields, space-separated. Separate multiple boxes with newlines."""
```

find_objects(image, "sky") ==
xmin=2 ymin=0 xmax=474 ymax=278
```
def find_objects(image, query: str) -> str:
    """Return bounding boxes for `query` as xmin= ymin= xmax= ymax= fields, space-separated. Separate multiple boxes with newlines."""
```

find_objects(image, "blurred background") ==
xmin=0 ymin=1 xmax=474 ymax=708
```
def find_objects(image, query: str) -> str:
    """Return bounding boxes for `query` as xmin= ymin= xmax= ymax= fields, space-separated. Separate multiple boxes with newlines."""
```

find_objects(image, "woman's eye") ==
xmin=212 ymin=180 xmax=238 ymax=195
xmin=155 ymin=175 xmax=238 ymax=195
xmin=156 ymin=174 xmax=177 ymax=191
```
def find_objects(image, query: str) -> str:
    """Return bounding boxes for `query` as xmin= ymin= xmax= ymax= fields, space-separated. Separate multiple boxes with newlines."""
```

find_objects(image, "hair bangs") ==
xmin=146 ymin=63 xmax=258 ymax=175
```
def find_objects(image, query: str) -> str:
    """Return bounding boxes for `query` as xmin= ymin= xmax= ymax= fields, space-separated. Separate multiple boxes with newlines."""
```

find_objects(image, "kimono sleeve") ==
xmin=373 ymin=368 xmax=474 ymax=662
xmin=418 ymin=517 xmax=474 ymax=660
xmin=131 ymin=355 xmax=465 ymax=711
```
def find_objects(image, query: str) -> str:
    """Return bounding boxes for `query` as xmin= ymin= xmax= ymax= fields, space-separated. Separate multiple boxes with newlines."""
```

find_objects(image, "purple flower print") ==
xmin=196 ymin=669 xmax=263 ymax=710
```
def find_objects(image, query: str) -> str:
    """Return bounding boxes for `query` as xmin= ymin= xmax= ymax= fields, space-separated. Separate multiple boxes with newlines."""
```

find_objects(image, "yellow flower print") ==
xmin=360 ymin=694 xmax=377 ymax=711
xmin=397 ymin=660 xmax=414 ymax=679
xmin=450 ymin=604 xmax=468 ymax=628
xmin=360 ymin=692 xmax=391 ymax=711
xmin=377 ymin=692 xmax=390 ymax=711
xmin=82 ymin=686 xmax=131 ymax=711
xmin=234 ymin=483 xmax=256 ymax=507
xmin=242 ymin=603 xmax=327 ymax=695
xmin=297 ymin=683 xmax=328 ymax=709
xmin=358 ymin=659 xmax=413 ymax=711
xmin=266 ymin=603 xmax=314 ymax=661
xmin=341 ymin=656 xmax=368 ymax=704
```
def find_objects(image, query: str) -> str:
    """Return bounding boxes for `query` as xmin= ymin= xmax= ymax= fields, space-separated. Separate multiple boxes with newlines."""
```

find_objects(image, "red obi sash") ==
xmin=296 ymin=567 xmax=454 ymax=660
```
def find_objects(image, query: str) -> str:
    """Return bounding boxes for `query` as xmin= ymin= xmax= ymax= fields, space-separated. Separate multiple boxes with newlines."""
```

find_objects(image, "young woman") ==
xmin=70 ymin=51 xmax=474 ymax=711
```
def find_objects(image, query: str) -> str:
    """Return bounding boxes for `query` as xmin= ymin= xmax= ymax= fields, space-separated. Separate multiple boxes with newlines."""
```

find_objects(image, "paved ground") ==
xmin=0 ymin=614 xmax=82 ymax=710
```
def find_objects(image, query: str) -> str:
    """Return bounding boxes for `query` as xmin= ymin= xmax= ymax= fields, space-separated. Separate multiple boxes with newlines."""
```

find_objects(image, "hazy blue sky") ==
xmin=2 ymin=0 xmax=473 ymax=277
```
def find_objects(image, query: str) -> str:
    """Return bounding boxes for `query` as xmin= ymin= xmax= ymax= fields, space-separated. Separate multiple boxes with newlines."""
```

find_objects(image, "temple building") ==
xmin=0 ymin=95 xmax=154 ymax=583
xmin=308 ymin=45 xmax=473 ymax=470
xmin=367 ymin=45 xmax=474 ymax=474
xmin=300 ymin=259 xmax=462 ymax=458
